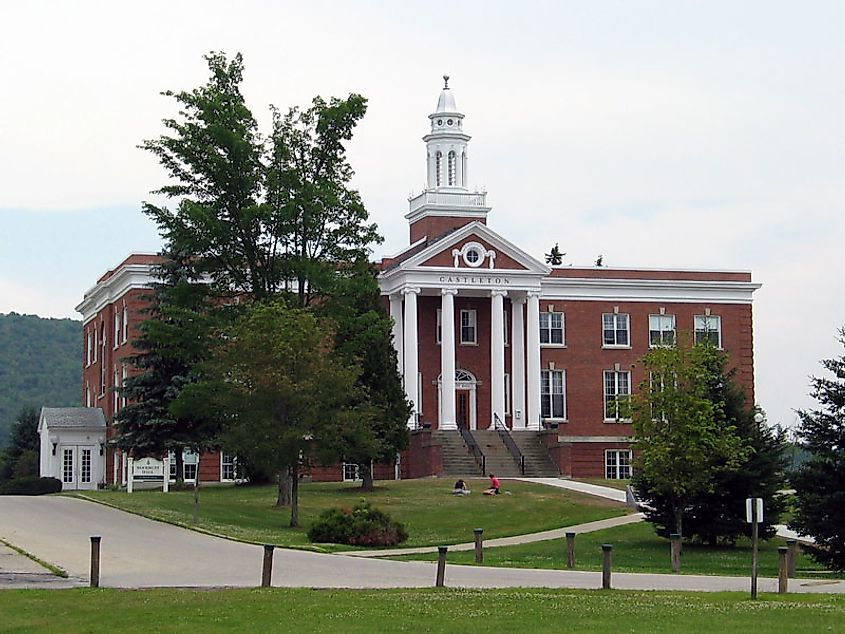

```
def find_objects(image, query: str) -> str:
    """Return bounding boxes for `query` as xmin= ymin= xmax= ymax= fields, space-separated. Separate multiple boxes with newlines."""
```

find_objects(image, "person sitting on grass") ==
xmin=452 ymin=479 xmax=470 ymax=495
xmin=483 ymin=474 xmax=500 ymax=495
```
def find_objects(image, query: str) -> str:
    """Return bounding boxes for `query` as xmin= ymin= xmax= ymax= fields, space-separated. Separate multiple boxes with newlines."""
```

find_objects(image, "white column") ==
xmin=440 ymin=289 xmax=458 ymax=430
xmin=526 ymin=291 xmax=542 ymax=430
xmin=389 ymin=294 xmax=404 ymax=373
xmin=511 ymin=296 xmax=526 ymax=429
xmin=402 ymin=287 xmax=420 ymax=428
xmin=491 ymin=290 xmax=507 ymax=429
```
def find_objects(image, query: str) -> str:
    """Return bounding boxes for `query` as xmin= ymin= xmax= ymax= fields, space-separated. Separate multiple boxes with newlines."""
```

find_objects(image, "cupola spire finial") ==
xmin=443 ymin=74 xmax=450 ymax=89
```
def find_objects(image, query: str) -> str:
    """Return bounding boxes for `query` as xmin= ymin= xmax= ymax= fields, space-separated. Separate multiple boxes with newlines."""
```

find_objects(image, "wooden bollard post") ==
xmin=778 ymin=546 xmax=789 ymax=594
xmin=89 ymin=535 xmax=101 ymax=588
xmin=566 ymin=532 xmax=576 ymax=569
xmin=474 ymin=528 xmax=484 ymax=564
xmin=786 ymin=539 xmax=798 ymax=578
xmin=436 ymin=546 xmax=448 ymax=587
xmin=261 ymin=544 xmax=275 ymax=587
xmin=670 ymin=533 xmax=682 ymax=573
xmin=601 ymin=544 xmax=612 ymax=590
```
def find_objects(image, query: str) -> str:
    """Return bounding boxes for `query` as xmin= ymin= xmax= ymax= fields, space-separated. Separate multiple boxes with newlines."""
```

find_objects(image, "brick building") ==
xmin=64 ymin=78 xmax=759 ymax=488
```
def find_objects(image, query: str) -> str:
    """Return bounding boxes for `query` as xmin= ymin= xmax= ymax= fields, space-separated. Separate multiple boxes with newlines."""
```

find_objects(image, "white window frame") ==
xmin=648 ymin=314 xmax=676 ymax=348
xmin=605 ymin=449 xmax=632 ymax=479
xmin=343 ymin=462 xmax=361 ymax=482
xmin=220 ymin=454 xmax=237 ymax=481
xmin=504 ymin=310 xmax=509 ymax=346
xmin=694 ymin=315 xmax=722 ymax=348
xmin=113 ymin=366 xmax=120 ymax=411
xmin=541 ymin=369 xmax=567 ymax=420
xmin=602 ymin=313 xmax=630 ymax=348
xmin=121 ymin=365 xmax=128 ymax=408
xmin=436 ymin=309 xmax=442 ymax=345
xmin=122 ymin=304 xmax=128 ymax=344
xmin=460 ymin=309 xmax=477 ymax=345
xmin=113 ymin=312 xmax=120 ymax=349
xmin=540 ymin=312 xmax=565 ymax=346
xmin=604 ymin=370 xmax=631 ymax=421
xmin=86 ymin=330 xmax=93 ymax=366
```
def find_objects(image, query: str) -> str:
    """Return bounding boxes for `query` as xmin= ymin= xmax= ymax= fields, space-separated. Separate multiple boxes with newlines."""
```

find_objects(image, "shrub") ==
xmin=0 ymin=476 xmax=63 ymax=496
xmin=308 ymin=500 xmax=408 ymax=547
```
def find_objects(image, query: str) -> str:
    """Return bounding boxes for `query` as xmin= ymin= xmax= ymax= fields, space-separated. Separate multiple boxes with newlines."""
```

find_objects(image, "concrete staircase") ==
xmin=510 ymin=432 xmax=561 ymax=477
xmin=434 ymin=429 xmax=561 ymax=478
xmin=433 ymin=431 xmax=484 ymax=477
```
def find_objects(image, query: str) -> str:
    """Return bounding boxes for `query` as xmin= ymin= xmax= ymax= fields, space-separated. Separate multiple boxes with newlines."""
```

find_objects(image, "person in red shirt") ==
xmin=484 ymin=474 xmax=500 ymax=495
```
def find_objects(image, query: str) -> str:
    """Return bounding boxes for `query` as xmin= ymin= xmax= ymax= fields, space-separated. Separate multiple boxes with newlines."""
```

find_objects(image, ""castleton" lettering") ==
xmin=438 ymin=275 xmax=511 ymax=285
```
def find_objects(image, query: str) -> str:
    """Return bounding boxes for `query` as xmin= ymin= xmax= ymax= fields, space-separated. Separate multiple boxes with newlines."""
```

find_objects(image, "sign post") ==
xmin=746 ymin=497 xmax=763 ymax=600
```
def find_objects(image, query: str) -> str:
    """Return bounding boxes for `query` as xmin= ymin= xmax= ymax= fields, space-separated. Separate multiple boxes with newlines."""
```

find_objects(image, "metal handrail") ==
xmin=459 ymin=426 xmax=486 ymax=474
xmin=493 ymin=413 xmax=525 ymax=475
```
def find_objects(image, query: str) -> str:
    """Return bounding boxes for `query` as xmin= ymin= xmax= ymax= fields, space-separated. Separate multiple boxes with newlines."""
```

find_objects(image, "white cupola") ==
xmin=424 ymin=75 xmax=470 ymax=189
xmin=406 ymin=76 xmax=490 ymax=241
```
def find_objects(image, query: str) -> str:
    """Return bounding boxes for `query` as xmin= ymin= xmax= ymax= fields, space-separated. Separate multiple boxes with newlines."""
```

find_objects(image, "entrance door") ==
xmin=456 ymin=391 xmax=470 ymax=428
xmin=60 ymin=445 xmax=97 ymax=491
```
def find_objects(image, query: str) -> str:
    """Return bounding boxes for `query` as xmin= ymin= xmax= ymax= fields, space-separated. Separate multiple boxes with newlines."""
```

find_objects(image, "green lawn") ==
xmin=396 ymin=520 xmax=839 ymax=578
xmin=73 ymin=479 xmax=625 ymax=550
xmin=2 ymin=588 xmax=843 ymax=633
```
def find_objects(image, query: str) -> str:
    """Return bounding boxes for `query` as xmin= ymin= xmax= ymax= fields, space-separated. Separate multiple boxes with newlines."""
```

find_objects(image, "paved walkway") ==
xmin=347 ymin=513 xmax=643 ymax=558
xmin=513 ymin=478 xmax=628 ymax=503
xmin=1 ymin=496 xmax=841 ymax=593
xmin=0 ymin=543 xmax=78 ymax=589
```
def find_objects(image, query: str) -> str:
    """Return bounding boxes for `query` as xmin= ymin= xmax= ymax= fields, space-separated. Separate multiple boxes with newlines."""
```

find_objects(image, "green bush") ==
xmin=308 ymin=500 xmax=408 ymax=547
xmin=0 ymin=476 xmax=63 ymax=495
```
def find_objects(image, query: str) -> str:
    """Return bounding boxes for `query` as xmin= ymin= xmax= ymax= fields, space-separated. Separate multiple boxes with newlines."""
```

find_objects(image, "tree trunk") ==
xmin=175 ymin=448 xmax=184 ymax=483
xmin=276 ymin=469 xmax=292 ymax=507
xmin=361 ymin=462 xmax=374 ymax=492
xmin=290 ymin=462 xmax=300 ymax=528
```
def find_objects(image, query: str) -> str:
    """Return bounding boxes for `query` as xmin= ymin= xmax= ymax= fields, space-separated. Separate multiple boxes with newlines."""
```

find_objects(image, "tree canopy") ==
xmin=631 ymin=341 xmax=750 ymax=538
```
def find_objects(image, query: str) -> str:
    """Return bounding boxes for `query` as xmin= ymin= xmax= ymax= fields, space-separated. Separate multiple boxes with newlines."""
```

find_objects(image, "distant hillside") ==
xmin=0 ymin=313 xmax=81 ymax=446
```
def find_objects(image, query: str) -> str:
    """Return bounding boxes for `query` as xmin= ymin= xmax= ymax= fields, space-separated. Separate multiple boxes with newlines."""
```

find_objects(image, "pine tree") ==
xmin=0 ymin=407 xmax=39 ymax=482
xmin=791 ymin=327 xmax=845 ymax=570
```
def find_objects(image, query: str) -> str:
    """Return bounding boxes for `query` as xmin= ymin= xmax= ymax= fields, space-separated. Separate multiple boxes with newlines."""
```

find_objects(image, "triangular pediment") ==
xmin=391 ymin=222 xmax=550 ymax=275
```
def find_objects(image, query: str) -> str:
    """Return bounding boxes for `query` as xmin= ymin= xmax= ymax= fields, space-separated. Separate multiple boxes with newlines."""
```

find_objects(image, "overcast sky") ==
xmin=2 ymin=1 xmax=843 ymax=430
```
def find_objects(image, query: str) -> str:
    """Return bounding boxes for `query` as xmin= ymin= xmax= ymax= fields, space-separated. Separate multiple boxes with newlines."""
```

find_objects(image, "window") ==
xmin=541 ymin=369 xmax=566 ymax=419
xmin=435 ymin=151 xmax=442 ymax=187
xmin=540 ymin=312 xmax=565 ymax=345
xmin=504 ymin=374 xmax=511 ymax=415
xmin=447 ymin=150 xmax=456 ymax=185
xmin=606 ymin=449 xmax=632 ymax=479
xmin=113 ymin=312 xmax=120 ymax=349
xmin=121 ymin=366 xmax=128 ymax=409
xmin=603 ymin=313 xmax=630 ymax=347
xmin=221 ymin=454 xmax=237 ymax=481
xmin=649 ymin=314 xmax=676 ymax=347
xmin=183 ymin=451 xmax=198 ymax=482
xmin=504 ymin=310 xmax=509 ymax=346
xmin=122 ymin=304 xmax=128 ymax=344
xmin=695 ymin=315 xmax=722 ymax=347
xmin=86 ymin=330 xmax=93 ymax=366
xmin=113 ymin=367 xmax=120 ymax=411
xmin=80 ymin=448 xmax=92 ymax=484
xmin=436 ymin=309 xmax=442 ymax=344
xmin=92 ymin=328 xmax=97 ymax=363
xmin=604 ymin=370 xmax=631 ymax=420
xmin=343 ymin=463 xmax=361 ymax=482
xmin=460 ymin=309 xmax=477 ymax=344
xmin=62 ymin=448 xmax=74 ymax=483
xmin=85 ymin=383 xmax=92 ymax=407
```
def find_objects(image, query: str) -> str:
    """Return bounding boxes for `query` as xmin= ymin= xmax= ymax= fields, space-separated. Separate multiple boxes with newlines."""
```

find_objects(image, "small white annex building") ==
xmin=38 ymin=407 xmax=107 ymax=491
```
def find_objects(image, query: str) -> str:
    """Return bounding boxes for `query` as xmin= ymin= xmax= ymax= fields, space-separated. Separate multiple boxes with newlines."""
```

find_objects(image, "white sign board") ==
xmin=133 ymin=457 xmax=164 ymax=479
xmin=745 ymin=497 xmax=764 ymax=523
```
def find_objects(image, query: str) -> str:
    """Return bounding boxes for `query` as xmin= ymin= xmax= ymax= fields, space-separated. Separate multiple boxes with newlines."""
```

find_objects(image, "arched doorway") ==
xmin=438 ymin=369 xmax=478 ymax=430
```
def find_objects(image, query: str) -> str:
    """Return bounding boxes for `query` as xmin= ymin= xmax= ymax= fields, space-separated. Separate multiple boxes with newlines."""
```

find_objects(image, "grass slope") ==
xmin=0 ymin=312 xmax=81 ymax=445
xmin=2 ymin=588 xmax=844 ymax=633
xmin=78 ymin=479 xmax=626 ymax=550
xmin=396 ymin=519 xmax=839 ymax=578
